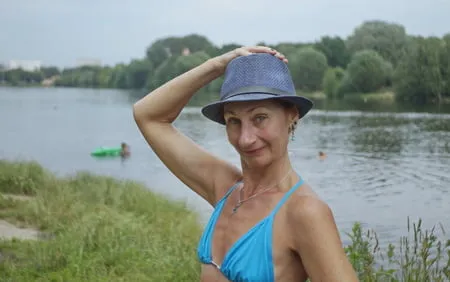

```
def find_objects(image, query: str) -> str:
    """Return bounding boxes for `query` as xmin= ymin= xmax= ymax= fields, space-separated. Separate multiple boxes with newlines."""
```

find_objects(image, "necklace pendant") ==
xmin=232 ymin=202 xmax=241 ymax=214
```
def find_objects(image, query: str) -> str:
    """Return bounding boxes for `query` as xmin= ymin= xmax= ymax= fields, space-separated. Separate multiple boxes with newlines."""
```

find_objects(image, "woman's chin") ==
xmin=241 ymin=155 xmax=271 ymax=169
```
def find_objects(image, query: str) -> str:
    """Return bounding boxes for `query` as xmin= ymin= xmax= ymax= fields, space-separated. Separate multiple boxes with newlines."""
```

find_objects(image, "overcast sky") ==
xmin=1 ymin=0 xmax=449 ymax=68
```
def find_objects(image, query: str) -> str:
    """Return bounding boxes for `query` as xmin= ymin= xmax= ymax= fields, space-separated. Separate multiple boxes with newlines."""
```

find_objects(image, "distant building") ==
xmin=5 ymin=60 xmax=42 ymax=72
xmin=182 ymin=47 xmax=191 ymax=56
xmin=76 ymin=58 xmax=102 ymax=67
xmin=41 ymin=75 xmax=60 ymax=87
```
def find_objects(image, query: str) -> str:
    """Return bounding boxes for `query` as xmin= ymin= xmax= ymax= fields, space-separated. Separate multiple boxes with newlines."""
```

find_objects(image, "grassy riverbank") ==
xmin=0 ymin=160 xmax=202 ymax=281
xmin=300 ymin=89 xmax=396 ymax=103
xmin=0 ymin=160 xmax=448 ymax=281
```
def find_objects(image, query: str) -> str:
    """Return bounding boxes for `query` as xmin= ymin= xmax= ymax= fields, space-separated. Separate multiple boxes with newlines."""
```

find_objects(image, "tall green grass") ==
xmin=345 ymin=220 xmax=449 ymax=281
xmin=0 ymin=160 xmax=201 ymax=281
xmin=0 ymin=159 xmax=448 ymax=281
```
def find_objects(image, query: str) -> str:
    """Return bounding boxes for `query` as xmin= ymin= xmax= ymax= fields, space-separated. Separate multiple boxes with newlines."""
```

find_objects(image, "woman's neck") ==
xmin=240 ymin=154 xmax=297 ymax=197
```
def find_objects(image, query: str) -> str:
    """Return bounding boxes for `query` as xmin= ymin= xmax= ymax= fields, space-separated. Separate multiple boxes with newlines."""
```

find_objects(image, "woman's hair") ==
xmin=277 ymin=99 xmax=296 ymax=110
xmin=277 ymin=100 xmax=299 ymax=134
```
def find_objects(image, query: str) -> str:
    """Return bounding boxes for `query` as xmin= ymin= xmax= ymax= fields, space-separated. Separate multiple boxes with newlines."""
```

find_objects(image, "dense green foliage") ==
xmin=0 ymin=160 xmax=448 ymax=281
xmin=1 ymin=20 xmax=449 ymax=105
xmin=344 ymin=50 xmax=393 ymax=94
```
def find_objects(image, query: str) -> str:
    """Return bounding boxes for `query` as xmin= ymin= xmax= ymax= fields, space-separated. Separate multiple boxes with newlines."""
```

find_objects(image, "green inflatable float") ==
xmin=90 ymin=146 xmax=123 ymax=157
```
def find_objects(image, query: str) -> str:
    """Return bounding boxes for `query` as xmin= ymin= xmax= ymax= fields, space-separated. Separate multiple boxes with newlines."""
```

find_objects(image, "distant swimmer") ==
xmin=120 ymin=142 xmax=131 ymax=158
xmin=319 ymin=151 xmax=327 ymax=160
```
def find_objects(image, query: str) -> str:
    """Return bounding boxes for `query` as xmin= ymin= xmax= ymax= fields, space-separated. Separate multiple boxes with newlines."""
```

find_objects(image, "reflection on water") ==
xmin=1 ymin=86 xmax=449 ymax=250
xmin=312 ymin=96 xmax=450 ymax=115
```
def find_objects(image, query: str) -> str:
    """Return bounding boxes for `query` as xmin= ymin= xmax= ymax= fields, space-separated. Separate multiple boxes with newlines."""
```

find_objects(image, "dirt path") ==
xmin=0 ymin=219 xmax=40 ymax=240
xmin=0 ymin=194 xmax=40 ymax=241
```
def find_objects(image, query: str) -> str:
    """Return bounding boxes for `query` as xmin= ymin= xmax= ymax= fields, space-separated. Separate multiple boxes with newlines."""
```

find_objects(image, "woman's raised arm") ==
xmin=133 ymin=46 xmax=283 ymax=205
xmin=132 ymin=57 xmax=239 ymax=205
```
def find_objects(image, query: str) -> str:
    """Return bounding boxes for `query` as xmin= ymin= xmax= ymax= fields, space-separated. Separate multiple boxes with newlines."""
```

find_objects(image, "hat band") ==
xmin=222 ymin=86 xmax=293 ymax=101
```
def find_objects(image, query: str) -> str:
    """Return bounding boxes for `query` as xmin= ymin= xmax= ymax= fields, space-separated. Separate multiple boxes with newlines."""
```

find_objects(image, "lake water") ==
xmin=1 ymin=86 xmax=449 ymax=250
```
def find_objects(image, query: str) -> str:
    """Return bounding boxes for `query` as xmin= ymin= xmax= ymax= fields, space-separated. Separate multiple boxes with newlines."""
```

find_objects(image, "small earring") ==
xmin=289 ymin=124 xmax=295 ymax=141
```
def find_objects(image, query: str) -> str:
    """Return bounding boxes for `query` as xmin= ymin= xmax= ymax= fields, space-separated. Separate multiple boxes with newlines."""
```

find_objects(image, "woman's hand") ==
xmin=211 ymin=46 xmax=288 ymax=73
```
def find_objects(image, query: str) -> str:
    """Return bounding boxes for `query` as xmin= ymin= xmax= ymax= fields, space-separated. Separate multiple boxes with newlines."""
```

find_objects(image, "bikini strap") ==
xmin=215 ymin=181 xmax=242 ymax=207
xmin=270 ymin=175 xmax=304 ymax=216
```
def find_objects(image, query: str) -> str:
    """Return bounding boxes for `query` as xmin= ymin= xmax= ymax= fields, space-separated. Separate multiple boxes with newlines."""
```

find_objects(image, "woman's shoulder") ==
xmin=284 ymin=185 xmax=334 ymax=230
xmin=282 ymin=185 xmax=359 ymax=281
xmin=282 ymin=185 xmax=340 ymax=251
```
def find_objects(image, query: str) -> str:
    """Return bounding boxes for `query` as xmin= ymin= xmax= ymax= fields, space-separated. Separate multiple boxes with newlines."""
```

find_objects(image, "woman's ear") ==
xmin=288 ymin=105 xmax=299 ymax=123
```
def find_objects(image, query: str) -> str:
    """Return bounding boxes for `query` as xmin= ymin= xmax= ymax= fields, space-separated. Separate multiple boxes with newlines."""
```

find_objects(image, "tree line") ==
xmin=1 ymin=20 xmax=449 ymax=105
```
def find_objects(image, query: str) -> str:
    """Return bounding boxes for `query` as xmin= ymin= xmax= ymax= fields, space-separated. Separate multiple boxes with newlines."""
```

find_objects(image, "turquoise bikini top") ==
xmin=197 ymin=177 xmax=304 ymax=281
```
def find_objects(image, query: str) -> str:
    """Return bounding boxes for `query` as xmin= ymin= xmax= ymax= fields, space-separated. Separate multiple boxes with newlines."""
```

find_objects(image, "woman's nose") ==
xmin=238 ymin=123 xmax=257 ymax=148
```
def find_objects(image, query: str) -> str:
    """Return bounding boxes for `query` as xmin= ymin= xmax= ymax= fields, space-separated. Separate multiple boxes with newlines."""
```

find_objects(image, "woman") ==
xmin=133 ymin=46 xmax=358 ymax=282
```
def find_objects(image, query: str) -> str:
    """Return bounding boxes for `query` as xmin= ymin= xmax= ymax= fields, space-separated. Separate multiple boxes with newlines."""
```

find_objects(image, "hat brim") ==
xmin=201 ymin=93 xmax=314 ymax=125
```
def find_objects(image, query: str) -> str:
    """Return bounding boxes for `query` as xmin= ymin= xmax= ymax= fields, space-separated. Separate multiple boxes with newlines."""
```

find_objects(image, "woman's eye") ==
xmin=254 ymin=115 xmax=267 ymax=123
xmin=227 ymin=118 xmax=240 ymax=125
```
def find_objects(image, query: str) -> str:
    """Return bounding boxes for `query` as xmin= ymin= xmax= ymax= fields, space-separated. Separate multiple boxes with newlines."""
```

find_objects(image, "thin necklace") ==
xmin=232 ymin=168 xmax=293 ymax=214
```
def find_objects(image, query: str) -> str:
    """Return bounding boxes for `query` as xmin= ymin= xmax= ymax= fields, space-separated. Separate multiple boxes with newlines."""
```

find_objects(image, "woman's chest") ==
xmin=208 ymin=201 xmax=305 ymax=280
xmin=200 ymin=249 xmax=306 ymax=282
xmin=212 ymin=197 xmax=279 ymax=262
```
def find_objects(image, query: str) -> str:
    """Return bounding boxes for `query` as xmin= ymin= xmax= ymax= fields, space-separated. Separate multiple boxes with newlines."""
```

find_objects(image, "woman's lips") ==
xmin=242 ymin=147 xmax=265 ymax=156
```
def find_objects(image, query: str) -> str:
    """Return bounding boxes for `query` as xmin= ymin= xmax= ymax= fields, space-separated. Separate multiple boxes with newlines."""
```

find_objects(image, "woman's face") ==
xmin=223 ymin=99 xmax=297 ymax=169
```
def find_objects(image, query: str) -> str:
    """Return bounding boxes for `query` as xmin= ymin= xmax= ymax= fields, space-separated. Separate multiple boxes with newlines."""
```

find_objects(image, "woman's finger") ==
xmin=235 ymin=47 xmax=253 ymax=56
xmin=234 ymin=46 xmax=288 ymax=63
xmin=249 ymin=46 xmax=276 ymax=54
xmin=273 ymin=51 xmax=288 ymax=63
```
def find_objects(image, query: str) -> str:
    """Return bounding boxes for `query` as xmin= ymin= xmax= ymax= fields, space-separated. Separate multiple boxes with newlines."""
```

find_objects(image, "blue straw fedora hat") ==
xmin=201 ymin=53 xmax=314 ymax=125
